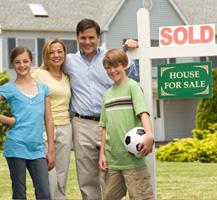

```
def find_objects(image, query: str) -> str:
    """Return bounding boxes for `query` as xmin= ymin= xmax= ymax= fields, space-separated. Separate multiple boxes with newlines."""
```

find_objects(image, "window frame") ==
xmin=16 ymin=38 xmax=38 ymax=68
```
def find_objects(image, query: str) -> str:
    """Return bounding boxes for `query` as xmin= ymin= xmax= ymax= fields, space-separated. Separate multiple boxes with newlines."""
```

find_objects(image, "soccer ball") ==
xmin=124 ymin=127 xmax=146 ymax=157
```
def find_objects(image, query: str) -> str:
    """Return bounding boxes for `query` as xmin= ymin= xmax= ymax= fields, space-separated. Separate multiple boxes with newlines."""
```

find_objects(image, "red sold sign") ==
xmin=159 ymin=24 xmax=215 ymax=46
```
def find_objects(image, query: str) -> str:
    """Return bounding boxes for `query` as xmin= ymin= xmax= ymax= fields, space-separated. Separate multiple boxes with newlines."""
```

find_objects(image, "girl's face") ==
xmin=48 ymin=42 xmax=65 ymax=68
xmin=12 ymin=52 xmax=33 ymax=77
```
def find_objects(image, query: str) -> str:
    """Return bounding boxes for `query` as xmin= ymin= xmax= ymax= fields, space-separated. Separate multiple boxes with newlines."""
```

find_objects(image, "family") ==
xmin=0 ymin=18 xmax=154 ymax=200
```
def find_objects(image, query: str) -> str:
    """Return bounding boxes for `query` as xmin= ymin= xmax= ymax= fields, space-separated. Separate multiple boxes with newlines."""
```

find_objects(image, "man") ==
xmin=64 ymin=18 xmax=138 ymax=199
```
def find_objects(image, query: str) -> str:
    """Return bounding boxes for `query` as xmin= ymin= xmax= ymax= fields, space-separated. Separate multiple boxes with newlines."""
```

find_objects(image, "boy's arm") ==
xmin=0 ymin=94 xmax=16 ymax=129
xmin=138 ymin=112 xmax=154 ymax=157
xmin=99 ymin=127 xmax=108 ymax=172
xmin=44 ymin=95 xmax=55 ymax=171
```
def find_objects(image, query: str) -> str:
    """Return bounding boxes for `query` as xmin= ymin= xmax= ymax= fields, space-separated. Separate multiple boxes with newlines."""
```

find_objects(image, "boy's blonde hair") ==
xmin=103 ymin=49 xmax=128 ymax=68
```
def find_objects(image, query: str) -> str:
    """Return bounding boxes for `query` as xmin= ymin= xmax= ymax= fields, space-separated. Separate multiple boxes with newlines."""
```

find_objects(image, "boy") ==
xmin=99 ymin=49 xmax=154 ymax=200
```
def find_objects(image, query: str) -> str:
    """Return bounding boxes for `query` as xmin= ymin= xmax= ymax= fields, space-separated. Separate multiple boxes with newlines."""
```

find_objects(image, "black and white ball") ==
xmin=124 ymin=127 xmax=146 ymax=157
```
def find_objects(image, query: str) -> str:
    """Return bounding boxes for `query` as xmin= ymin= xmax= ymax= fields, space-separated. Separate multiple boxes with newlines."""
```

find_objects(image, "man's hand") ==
xmin=122 ymin=39 xmax=139 ymax=49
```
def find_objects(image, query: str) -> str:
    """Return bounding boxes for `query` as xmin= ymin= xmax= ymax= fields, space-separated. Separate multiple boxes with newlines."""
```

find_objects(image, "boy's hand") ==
xmin=122 ymin=39 xmax=139 ymax=49
xmin=46 ymin=152 xmax=55 ymax=171
xmin=138 ymin=134 xmax=154 ymax=157
xmin=99 ymin=154 xmax=108 ymax=173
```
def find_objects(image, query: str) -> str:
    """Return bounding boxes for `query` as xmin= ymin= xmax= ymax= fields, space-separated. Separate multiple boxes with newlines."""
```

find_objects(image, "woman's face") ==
xmin=48 ymin=42 xmax=65 ymax=68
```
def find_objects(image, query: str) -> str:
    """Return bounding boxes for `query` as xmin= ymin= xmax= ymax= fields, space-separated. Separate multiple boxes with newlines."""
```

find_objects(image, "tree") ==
xmin=0 ymin=71 xmax=12 ymax=150
xmin=195 ymin=68 xmax=217 ymax=130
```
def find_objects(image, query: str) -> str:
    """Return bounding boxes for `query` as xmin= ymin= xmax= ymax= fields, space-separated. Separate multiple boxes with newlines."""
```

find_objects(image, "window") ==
xmin=208 ymin=56 xmax=217 ymax=69
xmin=17 ymin=39 xmax=36 ymax=68
xmin=156 ymin=100 xmax=160 ymax=118
xmin=62 ymin=40 xmax=77 ymax=53
xmin=8 ymin=38 xmax=45 ymax=69
xmin=151 ymin=40 xmax=167 ymax=68
xmin=28 ymin=4 xmax=48 ymax=17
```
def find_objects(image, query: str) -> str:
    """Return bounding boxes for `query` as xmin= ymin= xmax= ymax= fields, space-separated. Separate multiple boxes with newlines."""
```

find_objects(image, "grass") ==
xmin=156 ymin=160 xmax=217 ymax=199
xmin=0 ymin=151 xmax=217 ymax=199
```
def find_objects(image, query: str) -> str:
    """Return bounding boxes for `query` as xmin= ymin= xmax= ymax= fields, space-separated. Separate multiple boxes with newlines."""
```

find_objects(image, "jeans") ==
xmin=6 ymin=157 xmax=50 ymax=200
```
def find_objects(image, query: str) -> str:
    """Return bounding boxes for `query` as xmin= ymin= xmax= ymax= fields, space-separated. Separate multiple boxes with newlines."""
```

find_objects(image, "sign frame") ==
xmin=157 ymin=61 xmax=213 ymax=99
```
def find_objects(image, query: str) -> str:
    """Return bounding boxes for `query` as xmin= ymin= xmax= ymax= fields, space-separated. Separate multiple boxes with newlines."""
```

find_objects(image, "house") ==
xmin=0 ymin=0 xmax=216 ymax=142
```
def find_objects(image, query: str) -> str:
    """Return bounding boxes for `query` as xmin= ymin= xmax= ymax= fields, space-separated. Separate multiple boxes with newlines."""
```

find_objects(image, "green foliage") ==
xmin=197 ymin=132 xmax=217 ymax=162
xmin=156 ymin=123 xmax=217 ymax=163
xmin=157 ymin=68 xmax=217 ymax=163
xmin=0 ymin=71 xmax=12 ymax=150
xmin=195 ymin=68 xmax=217 ymax=130
xmin=156 ymin=138 xmax=199 ymax=162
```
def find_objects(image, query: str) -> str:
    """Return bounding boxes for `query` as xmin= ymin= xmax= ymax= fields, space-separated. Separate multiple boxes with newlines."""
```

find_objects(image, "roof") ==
xmin=172 ymin=0 xmax=217 ymax=32
xmin=0 ymin=0 xmax=124 ymax=32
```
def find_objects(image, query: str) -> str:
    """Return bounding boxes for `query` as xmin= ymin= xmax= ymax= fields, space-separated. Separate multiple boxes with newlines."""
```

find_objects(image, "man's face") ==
xmin=77 ymin=27 xmax=101 ymax=60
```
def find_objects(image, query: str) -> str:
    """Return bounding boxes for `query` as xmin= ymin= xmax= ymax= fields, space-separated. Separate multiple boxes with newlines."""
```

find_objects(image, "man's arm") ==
xmin=126 ymin=59 xmax=139 ymax=82
xmin=122 ymin=39 xmax=139 ymax=48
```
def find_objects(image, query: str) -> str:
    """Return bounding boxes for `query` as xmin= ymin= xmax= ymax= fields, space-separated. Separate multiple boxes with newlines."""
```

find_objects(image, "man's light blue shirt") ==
xmin=64 ymin=46 xmax=138 ymax=116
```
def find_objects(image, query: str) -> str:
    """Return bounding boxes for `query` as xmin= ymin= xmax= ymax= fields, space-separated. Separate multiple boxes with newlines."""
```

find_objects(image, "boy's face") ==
xmin=105 ymin=64 xmax=128 ymax=86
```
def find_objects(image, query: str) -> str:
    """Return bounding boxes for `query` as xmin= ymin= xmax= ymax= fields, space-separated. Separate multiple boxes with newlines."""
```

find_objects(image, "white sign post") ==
xmin=127 ymin=8 xmax=217 ymax=199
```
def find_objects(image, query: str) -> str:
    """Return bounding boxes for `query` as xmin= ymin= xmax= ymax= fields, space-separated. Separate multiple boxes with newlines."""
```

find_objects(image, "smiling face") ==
xmin=12 ymin=51 xmax=33 ymax=77
xmin=103 ymin=49 xmax=129 ymax=86
xmin=77 ymin=27 xmax=100 ymax=61
xmin=105 ymin=64 xmax=128 ymax=86
xmin=48 ymin=42 xmax=66 ymax=69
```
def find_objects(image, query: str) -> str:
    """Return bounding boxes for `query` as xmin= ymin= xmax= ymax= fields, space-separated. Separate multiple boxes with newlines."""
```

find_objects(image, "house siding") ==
xmin=163 ymin=98 xmax=198 ymax=140
xmin=150 ymin=0 xmax=186 ymax=39
xmin=105 ymin=0 xmax=142 ymax=49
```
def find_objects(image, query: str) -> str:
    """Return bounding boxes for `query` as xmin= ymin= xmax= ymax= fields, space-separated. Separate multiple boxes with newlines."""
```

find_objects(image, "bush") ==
xmin=0 ymin=71 xmax=12 ymax=150
xmin=156 ymin=123 xmax=217 ymax=163
xmin=156 ymin=138 xmax=199 ymax=162
xmin=195 ymin=68 xmax=217 ymax=130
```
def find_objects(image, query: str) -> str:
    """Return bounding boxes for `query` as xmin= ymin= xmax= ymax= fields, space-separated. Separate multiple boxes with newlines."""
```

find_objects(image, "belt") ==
xmin=74 ymin=113 xmax=100 ymax=121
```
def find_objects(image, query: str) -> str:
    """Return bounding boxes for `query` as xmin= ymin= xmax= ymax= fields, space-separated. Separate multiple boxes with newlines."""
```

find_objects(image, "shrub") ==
xmin=195 ymin=68 xmax=217 ymax=130
xmin=0 ymin=71 xmax=12 ymax=150
xmin=156 ymin=123 xmax=217 ymax=163
xmin=156 ymin=138 xmax=199 ymax=162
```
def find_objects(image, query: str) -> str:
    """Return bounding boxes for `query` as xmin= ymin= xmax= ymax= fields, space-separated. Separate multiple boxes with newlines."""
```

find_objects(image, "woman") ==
xmin=32 ymin=38 xmax=72 ymax=199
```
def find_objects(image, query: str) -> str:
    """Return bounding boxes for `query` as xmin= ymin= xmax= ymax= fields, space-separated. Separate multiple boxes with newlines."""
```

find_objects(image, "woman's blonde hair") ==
xmin=40 ymin=38 xmax=67 ymax=71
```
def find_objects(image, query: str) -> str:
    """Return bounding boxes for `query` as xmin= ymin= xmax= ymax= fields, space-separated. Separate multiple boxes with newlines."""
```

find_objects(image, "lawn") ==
xmin=0 ymin=151 xmax=217 ymax=199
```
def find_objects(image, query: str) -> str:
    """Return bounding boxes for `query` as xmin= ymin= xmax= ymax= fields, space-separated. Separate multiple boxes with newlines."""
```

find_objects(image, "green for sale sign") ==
xmin=157 ymin=62 xmax=212 ymax=99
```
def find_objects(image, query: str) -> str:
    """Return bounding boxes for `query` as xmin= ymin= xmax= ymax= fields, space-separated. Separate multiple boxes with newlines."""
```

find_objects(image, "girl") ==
xmin=32 ymin=38 xmax=72 ymax=199
xmin=0 ymin=46 xmax=55 ymax=199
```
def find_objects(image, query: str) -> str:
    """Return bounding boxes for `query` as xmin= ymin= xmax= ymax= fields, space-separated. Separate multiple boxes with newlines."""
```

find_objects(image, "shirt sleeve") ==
xmin=0 ymin=83 xmax=12 ymax=100
xmin=38 ymin=82 xmax=51 ymax=98
xmin=131 ymin=84 xmax=149 ymax=117
xmin=126 ymin=59 xmax=140 ymax=82
xmin=98 ymin=96 xmax=106 ymax=127
xmin=44 ymin=84 xmax=51 ymax=97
